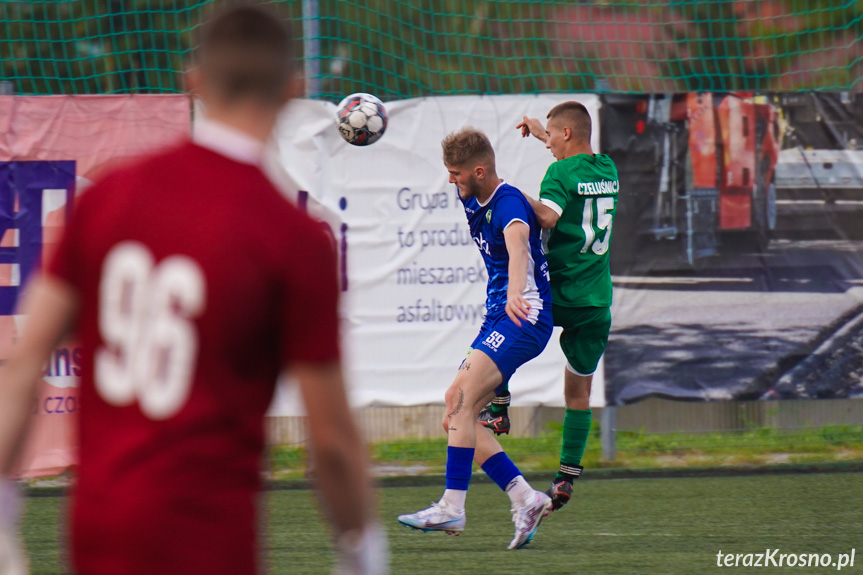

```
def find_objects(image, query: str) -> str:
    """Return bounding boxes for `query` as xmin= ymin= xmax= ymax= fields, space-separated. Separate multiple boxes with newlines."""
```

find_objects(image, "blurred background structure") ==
xmin=1 ymin=0 xmax=861 ymax=99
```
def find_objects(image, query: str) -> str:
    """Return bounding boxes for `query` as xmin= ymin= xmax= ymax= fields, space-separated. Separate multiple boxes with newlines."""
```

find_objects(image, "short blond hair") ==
xmin=441 ymin=127 xmax=495 ymax=169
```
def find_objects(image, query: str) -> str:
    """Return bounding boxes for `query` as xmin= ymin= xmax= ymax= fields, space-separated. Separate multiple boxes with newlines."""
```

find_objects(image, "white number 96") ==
xmin=95 ymin=241 xmax=206 ymax=420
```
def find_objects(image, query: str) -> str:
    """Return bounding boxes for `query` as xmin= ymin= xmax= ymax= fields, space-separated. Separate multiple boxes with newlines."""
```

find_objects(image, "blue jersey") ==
xmin=460 ymin=182 xmax=551 ymax=321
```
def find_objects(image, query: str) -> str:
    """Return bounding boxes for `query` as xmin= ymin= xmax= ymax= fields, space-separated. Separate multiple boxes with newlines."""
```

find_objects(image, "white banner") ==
xmin=265 ymin=95 xmax=605 ymax=415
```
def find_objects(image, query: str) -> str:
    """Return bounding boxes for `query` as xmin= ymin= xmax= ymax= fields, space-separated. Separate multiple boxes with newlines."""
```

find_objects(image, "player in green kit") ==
xmin=478 ymin=101 xmax=618 ymax=511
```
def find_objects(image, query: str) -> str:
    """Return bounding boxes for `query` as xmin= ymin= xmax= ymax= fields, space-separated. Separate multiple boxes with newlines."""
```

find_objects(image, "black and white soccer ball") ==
xmin=335 ymin=93 xmax=388 ymax=146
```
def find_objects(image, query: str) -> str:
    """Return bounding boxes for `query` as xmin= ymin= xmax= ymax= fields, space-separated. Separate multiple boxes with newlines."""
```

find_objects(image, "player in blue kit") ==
xmin=398 ymin=127 xmax=554 ymax=549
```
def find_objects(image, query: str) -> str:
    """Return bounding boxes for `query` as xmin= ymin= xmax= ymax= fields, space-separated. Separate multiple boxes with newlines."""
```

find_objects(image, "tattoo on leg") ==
xmin=449 ymin=388 xmax=465 ymax=417
xmin=459 ymin=362 xmax=471 ymax=372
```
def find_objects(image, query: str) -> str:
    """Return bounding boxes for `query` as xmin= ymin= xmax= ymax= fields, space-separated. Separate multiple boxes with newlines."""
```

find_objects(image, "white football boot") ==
xmin=508 ymin=490 xmax=553 ymax=549
xmin=397 ymin=500 xmax=466 ymax=535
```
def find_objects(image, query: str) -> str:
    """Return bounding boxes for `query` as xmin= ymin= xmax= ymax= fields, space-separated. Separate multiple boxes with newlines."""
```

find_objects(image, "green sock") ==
xmin=556 ymin=408 xmax=591 ymax=481
xmin=488 ymin=390 xmax=510 ymax=414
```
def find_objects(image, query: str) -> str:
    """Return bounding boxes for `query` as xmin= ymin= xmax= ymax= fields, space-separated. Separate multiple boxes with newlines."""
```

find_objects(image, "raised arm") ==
xmin=503 ymin=221 xmax=532 ymax=327
xmin=516 ymin=115 xmax=548 ymax=143
xmin=294 ymin=361 xmax=370 ymax=533
xmin=281 ymin=220 xmax=387 ymax=574
xmin=0 ymin=276 xmax=76 ymax=574
xmin=290 ymin=361 xmax=387 ymax=575
xmin=0 ymin=276 xmax=78 ymax=475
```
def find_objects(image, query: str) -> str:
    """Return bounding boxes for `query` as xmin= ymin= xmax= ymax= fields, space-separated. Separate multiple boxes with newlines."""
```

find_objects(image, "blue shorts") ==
xmin=465 ymin=304 xmax=553 ymax=384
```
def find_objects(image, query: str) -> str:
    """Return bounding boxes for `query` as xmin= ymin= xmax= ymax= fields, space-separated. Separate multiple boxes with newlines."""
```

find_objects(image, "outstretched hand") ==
xmin=516 ymin=116 xmax=547 ymax=142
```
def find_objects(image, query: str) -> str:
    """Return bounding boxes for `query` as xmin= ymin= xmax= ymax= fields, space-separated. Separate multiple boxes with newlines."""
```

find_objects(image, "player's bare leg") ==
xmin=470 ymin=391 xmax=553 ymax=548
xmin=442 ymin=349 xmax=503 ymax=448
xmin=473 ymin=403 xmax=503 ymax=464
xmin=399 ymin=350 xmax=551 ymax=548
xmin=547 ymin=369 xmax=593 ymax=511
xmin=399 ymin=350 xmax=500 ymax=535
xmin=565 ymin=369 xmax=592 ymax=411
xmin=448 ymin=351 xmax=551 ymax=549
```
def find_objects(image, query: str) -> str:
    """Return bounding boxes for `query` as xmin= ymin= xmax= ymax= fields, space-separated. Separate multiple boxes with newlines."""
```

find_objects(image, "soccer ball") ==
xmin=335 ymin=93 xmax=388 ymax=146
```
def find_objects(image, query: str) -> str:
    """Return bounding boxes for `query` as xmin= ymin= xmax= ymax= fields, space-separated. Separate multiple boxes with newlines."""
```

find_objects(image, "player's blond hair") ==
xmin=547 ymin=101 xmax=591 ymax=143
xmin=441 ymin=127 xmax=496 ymax=170
xmin=195 ymin=4 xmax=295 ymax=106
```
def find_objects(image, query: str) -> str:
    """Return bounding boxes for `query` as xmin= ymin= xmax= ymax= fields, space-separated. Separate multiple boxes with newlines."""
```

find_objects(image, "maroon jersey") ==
xmin=47 ymin=137 xmax=340 ymax=575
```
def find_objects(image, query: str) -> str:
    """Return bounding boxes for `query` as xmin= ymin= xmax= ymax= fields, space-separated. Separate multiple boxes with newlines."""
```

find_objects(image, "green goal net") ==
xmin=2 ymin=0 xmax=861 ymax=100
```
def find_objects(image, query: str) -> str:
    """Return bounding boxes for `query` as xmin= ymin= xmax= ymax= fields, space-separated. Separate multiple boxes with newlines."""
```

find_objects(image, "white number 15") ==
xmin=580 ymin=197 xmax=614 ymax=255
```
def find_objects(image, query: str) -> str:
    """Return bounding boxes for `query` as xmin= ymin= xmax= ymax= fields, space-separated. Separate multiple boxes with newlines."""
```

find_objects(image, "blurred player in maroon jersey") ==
xmin=0 ymin=4 xmax=386 ymax=574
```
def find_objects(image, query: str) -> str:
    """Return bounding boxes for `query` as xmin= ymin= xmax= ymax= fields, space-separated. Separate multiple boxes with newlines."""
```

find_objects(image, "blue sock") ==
xmin=480 ymin=451 xmax=521 ymax=491
xmin=445 ymin=446 xmax=475 ymax=491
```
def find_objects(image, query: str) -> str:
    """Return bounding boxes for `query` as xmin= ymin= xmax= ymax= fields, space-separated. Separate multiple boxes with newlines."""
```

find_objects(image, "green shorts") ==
xmin=552 ymin=304 xmax=611 ymax=376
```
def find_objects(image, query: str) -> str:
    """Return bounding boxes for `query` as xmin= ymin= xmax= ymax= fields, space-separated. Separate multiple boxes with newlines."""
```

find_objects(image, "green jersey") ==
xmin=539 ymin=153 xmax=618 ymax=308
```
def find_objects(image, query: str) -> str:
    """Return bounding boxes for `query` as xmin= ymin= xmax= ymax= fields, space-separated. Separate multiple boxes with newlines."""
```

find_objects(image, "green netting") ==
xmin=1 ymin=0 xmax=861 ymax=100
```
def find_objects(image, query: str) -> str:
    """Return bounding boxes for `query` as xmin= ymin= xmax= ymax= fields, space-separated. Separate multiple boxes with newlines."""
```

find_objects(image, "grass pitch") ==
xmin=23 ymin=472 xmax=863 ymax=574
